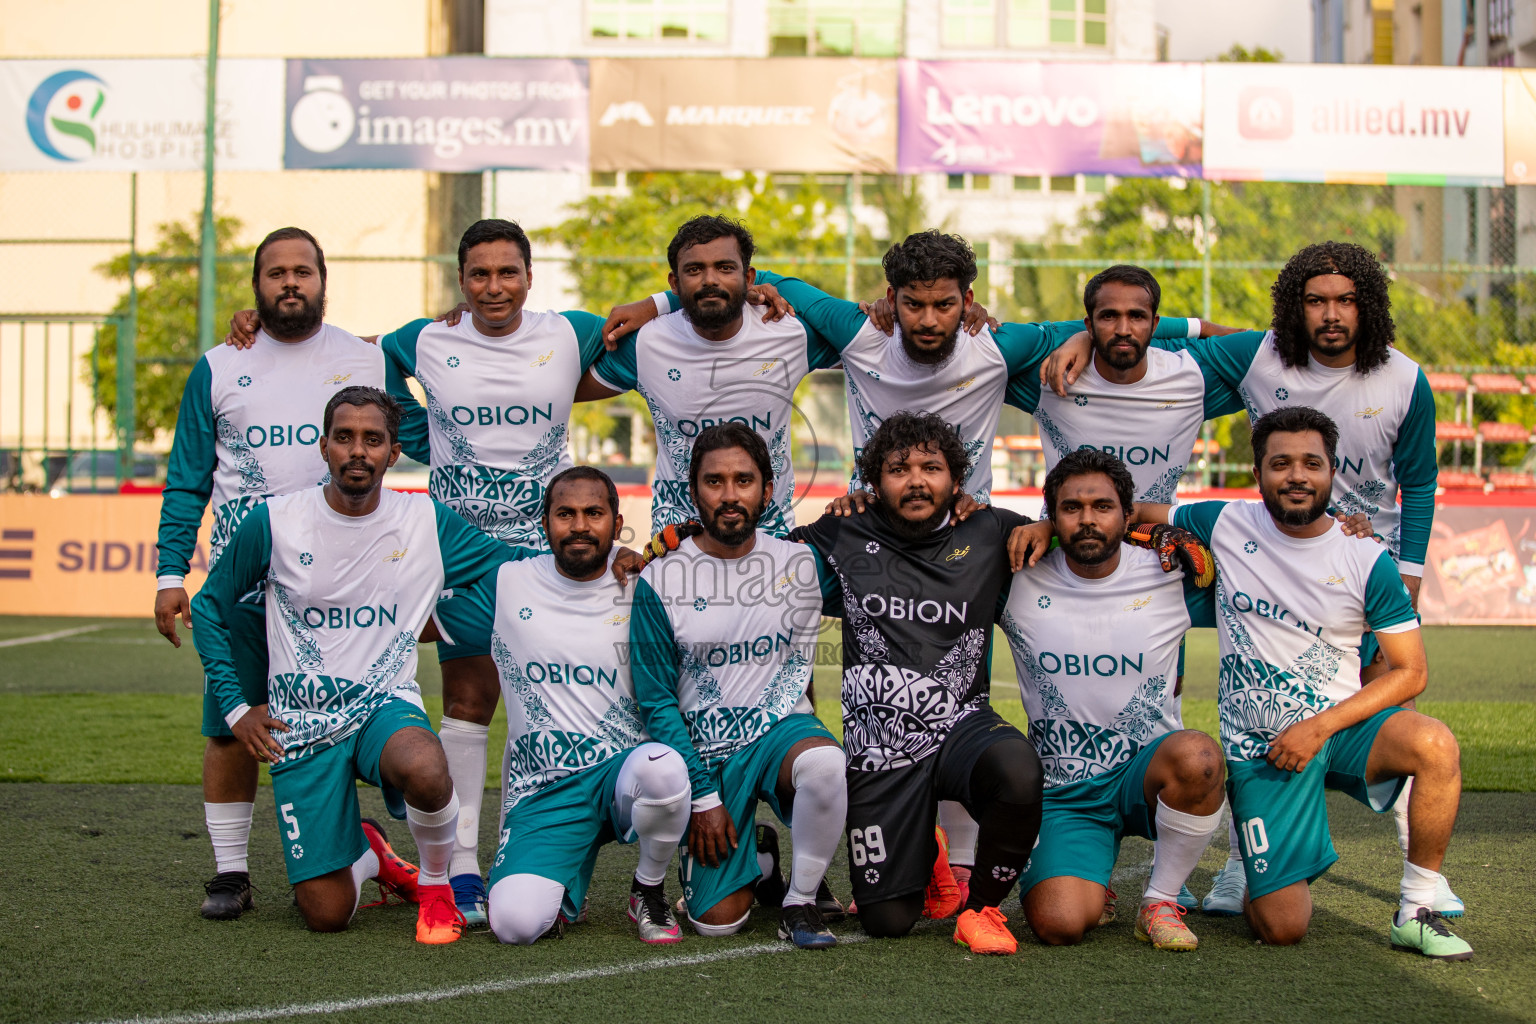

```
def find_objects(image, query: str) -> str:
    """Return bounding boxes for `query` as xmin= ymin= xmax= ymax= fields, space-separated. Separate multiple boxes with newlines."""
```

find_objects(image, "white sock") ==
xmin=1398 ymin=859 xmax=1441 ymax=925
xmin=204 ymin=801 xmax=254 ymax=875
xmin=784 ymin=745 xmax=848 ymax=907
xmin=1226 ymin=809 xmax=1244 ymax=865
xmin=406 ymin=792 xmax=460 ymax=887
xmin=939 ymin=800 xmax=979 ymax=869
xmin=1145 ymin=797 xmax=1223 ymax=903
xmin=615 ymin=743 xmax=690 ymax=887
xmin=1392 ymin=777 xmax=1413 ymax=857
xmin=348 ymin=846 xmax=380 ymax=918
xmin=437 ymin=718 xmax=490 ymax=878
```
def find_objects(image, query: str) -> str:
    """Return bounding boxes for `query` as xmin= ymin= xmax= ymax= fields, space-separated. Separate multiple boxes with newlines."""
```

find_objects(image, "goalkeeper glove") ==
xmin=641 ymin=521 xmax=703 ymax=567
xmin=1125 ymin=523 xmax=1215 ymax=588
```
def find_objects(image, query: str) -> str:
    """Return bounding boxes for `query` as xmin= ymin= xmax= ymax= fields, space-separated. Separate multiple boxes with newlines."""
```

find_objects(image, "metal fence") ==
xmin=1 ymin=171 xmax=1532 ymax=491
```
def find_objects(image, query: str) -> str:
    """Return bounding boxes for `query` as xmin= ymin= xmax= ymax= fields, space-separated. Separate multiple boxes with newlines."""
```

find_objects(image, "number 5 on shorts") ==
xmin=280 ymin=802 xmax=301 ymax=840
xmin=850 ymin=825 xmax=886 ymax=866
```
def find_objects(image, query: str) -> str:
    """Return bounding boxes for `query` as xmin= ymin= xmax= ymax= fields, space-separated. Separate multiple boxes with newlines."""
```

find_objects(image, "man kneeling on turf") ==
xmin=440 ymin=465 xmax=692 ymax=945
xmin=193 ymin=386 xmax=522 ymax=944
xmin=1137 ymin=406 xmax=1471 ymax=959
xmin=999 ymin=449 xmax=1225 ymax=951
xmin=630 ymin=423 xmax=849 ymax=949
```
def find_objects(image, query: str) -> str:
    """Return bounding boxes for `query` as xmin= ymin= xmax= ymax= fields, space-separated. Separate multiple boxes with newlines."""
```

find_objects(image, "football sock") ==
xmin=488 ymin=873 xmax=565 ymax=945
xmin=204 ymin=801 xmax=254 ymax=875
xmin=965 ymin=737 xmax=1043 ymax=913
xmin=1392 ymin=777 xmax=1413 ymax=857
xmin=1145 ymin=797 xmax=1222 ymax=903
xmin=938 ymin=800 xmax=979 ymax=869
xmin=406 ymin=792 xmax=460 ymax=887
xmin=1397 ymin=859 xmax=1441 ymax=926
xmin=349 ymin=846 xmax=380 ymax=917
xmin=437 ymin=717 xmax=490 ymax=878
xmin=784 ymin=745 xmax=847 ymax=907
xmin=1225 ymin=808 xmax=1243 ymax=865
xmin=690 ymin=909 xmax=750 ymax=937
xmin=616 ymin=743 xmax=690 ymax=887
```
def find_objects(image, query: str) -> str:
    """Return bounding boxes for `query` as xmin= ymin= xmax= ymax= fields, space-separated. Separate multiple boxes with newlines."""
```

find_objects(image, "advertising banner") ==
xmin=896 ymin=59 xmax=1203 ymax=177
xmin=1505 ymin=70 xmax=1536 ymax=185
xmin=1419 ymin=505 xmax=1536 ymax=626
xmin=590 ymin=58 xmax=896 ymax=173
xmin=1204 ymin=62 xmax=1504 ymax=185
xmin=0 ymin=59 xmax=283 ymax=172
xmin=284 ymin=58 xmax=588 ymax=171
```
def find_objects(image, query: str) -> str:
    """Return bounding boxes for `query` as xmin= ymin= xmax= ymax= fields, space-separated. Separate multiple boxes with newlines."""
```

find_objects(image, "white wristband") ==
xmin=651 ymin=292 xmax=671 ymax=316
xmin=224 ymin=703 xmax=252 ymax=728
xmin=1187 ymin=317 xmax=1202 ymax=338
xmin=690 ymin=791 xmax=723 ymax=813
xmin=157 ymin=575 xmax=186 ymax=591
xmin=1398 ymin=561 xmax=1424 ymax=579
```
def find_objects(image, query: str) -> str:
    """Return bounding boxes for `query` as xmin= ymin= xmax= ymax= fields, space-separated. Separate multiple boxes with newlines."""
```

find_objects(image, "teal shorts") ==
xmin=1019 ymin=732 xmax=1172 ymax=894
xmin=432 ymin=574 xmax=493 ymax=663
xmin=1226 ymin=707 xmax=1407 ymax=899
xmin=679 ymin=713 xmax=837 ymax=919
xmin=267 ymin=698 xmax=435 ymax=884
xmin=200 ymin=596 xmax=269 ymax=738
xmin=488 ymin=751 xmax=636 ymax=920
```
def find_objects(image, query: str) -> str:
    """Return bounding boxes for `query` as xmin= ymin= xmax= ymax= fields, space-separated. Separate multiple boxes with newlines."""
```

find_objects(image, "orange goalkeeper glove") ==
xmin=1125 ymin=523 xmax=1215 ymax=588
xmin=641 ymin=521 xmax=703 ymax=567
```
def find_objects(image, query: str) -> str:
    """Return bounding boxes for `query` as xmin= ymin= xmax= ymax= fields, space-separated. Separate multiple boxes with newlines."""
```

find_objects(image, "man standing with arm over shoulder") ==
xmin=153 ymin=228 xmax=383 ymax=920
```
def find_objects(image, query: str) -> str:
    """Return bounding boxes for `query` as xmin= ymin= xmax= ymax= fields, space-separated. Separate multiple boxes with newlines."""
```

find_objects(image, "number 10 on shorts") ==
xmin=1237 ymin=817 xmax=1268 ymax=857
xmin=850 ymin=826 xmax=886 ymax=866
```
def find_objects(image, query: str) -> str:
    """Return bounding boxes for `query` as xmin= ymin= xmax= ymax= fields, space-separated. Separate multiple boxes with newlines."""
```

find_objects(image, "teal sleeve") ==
xmin=1364 ymin=550 xmax=1418 ymax=632
xmin=433 ymin=499 xmax=524 ymax=590
xmin=993 ymin=320 xmax=1084 ymax=377
xmin=381 ymin=320 xmax=431 ymax=465
xmin=1171 ymin=500 xmax=1226 ymax=547
xmin=753 ymin=270 xmax=866 ymax=353
xmin=156 ymin=356 xmax=218 ymax=578
xmin=560 ymin=310 xmax=608 ymax=373
xmin=443 ymin=565 xmax=499 ymax=653
xmin=1153 ymin=317 xmax=1195 ymax=340
xmin=1164 ymin=330 xmax=1266 ymax=392
xmin=190 ymin=503 xmax=273 ymax=717
xmin=1181 ymin=574 xmax=1216 ymax=629
xmin=590 ymin=335 xmax=638 ymax=393
xmin=1393 ymin=370 xmax=1438 ymax=569
xmin=630 ymin=577 xmax=714 ymax=799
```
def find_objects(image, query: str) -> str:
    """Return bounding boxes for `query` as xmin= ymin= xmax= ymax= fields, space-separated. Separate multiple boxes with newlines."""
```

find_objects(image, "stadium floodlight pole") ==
xmin=196 ymin=0 xmax=222 ymax=353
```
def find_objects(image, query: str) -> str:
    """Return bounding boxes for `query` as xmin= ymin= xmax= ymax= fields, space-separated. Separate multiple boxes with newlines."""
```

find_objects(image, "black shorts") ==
xmin=845 ymin=707 xmax=1026 ymax=905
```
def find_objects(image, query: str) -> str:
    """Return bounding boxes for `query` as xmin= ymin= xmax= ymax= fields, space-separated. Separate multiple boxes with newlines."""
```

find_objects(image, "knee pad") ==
xmin=791 ymin=744 xmax=846 ymax=787
xmin=488 ymin=874 xmax=565 ymax=945
xmin=619 ymin=743 xmax=690 ymax=802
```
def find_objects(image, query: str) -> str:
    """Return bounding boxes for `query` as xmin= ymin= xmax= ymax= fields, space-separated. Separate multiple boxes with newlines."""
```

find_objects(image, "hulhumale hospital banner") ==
xmin=1504 ymin=70 xmax=1536 ymax=185
xmin=1204 ymin=62 xmax=1504 ymax=185
xmin=590 ymin=58 xmax=897 ymax=173
xmin=283 ymin=58 xmax=588 ymax=171
xmin=0 ymin=58 xmax=283 ymax=171
xmin=896 ymin=59 xmax=1203 ymax=177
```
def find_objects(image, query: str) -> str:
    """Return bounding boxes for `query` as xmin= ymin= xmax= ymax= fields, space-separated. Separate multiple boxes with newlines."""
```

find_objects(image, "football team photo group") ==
xmin=151 ymin=207 xmax=1478 ymax=968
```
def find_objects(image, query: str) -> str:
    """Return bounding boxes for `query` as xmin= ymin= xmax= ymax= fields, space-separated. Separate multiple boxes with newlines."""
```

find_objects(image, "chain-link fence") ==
xmin=2 ymin=170 xmax=1532 ymax=492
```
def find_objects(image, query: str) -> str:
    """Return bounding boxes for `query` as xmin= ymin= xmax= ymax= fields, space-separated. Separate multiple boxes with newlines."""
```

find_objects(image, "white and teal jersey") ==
xmin=628 ymin=532 xmax=835 ymax=800
xmin=1025 ymin=346 xmax=1234 ymax=507
xmin=753 ymin=271 xmax=1118 ymax=502
xmin=190 ymin=487 xmax=514 ymax=761
xmin=1173 ymin=499 xmax=1418 ymax=761
xmin=590 ymin=308 xmax=843 ymax=536
xmin=156 ymin=325 xmax=384 ymax=578
xmin=999 ymin=546 xmax=1214 ymax=788
xmin=382 ymin=310 xmax=606 ymax=551
xmin=462 ymin=553 xmax=648 ymax=812
xmin=1160 ymin=331 xmax=1436 ymax=575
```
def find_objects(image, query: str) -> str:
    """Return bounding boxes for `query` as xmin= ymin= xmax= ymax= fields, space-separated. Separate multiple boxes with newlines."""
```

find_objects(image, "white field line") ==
xmin=0 ymin=624 xmax=105 ymax=649
xmin=79 ymin=933 xmax=872 ymax=1024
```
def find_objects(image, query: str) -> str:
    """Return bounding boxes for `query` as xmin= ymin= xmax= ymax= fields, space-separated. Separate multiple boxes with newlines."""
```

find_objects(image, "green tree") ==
xmin=1216 ymin=43 xmax=1284 ymax=62
xmin=90 ymin=216 xmax=253 ymax=440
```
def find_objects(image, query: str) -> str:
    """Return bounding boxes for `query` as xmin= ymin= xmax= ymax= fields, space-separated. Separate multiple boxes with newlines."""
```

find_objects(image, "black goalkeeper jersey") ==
xmin=791 ymin=505 xmax=1032 ymax=772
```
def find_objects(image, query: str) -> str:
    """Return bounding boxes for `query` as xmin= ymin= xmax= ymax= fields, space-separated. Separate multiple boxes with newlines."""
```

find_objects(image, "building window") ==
xmin=971 ymin=173 xmax=991 ymax=190
xmin=589 ymin=0 xmax=728 ymax=43
xmin=1013 ymin=175 xmax=1042 ymax=190
xmin=1049 ymin=174 xmax=1077 ymax=192
xmin=941 ymin=0 xmax=1109 ymax=50
xmin=591 ymin=171 xmax=619 ymax=188
xmin=768 ymin=0 xmax=903 ymax=56
xmin=947 ymin=173 xmax=966 ymax=190
xmin=1083 ymin=174 xmax=1106 ymax=193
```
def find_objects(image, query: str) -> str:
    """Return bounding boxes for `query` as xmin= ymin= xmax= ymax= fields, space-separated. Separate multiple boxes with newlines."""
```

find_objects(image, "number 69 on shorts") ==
xmin=850 ymin=825 xmax=887 ymax=866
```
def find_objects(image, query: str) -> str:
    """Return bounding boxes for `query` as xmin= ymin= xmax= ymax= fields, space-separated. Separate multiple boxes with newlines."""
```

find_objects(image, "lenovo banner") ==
xmin=589 ymin=58 xmax=897 ymax=173
xmin=284 ymin=58 xmax=588 ymax=171
xmin=897 ymin=59 xmax=1203 ymax=177
xmin=1204 ymin=62 xmax=1504 ymax=185
xmin=0 ymin=58 xmax=283 ymax=172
